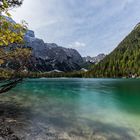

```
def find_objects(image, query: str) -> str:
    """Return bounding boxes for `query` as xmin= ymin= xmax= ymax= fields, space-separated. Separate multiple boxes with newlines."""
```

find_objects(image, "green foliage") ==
xmin=0 ymin=0 xmax=23 ymax=11
xmin=17 ymin=71 xmax=85 ymax=78
xmin=0 ymin=0 xmax=31 ymax=79
xmin=87 ymin=25 xmax=140 ymax=78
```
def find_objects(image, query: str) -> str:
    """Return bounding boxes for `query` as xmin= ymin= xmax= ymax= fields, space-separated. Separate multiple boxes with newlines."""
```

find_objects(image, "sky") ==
xmin=11 ymin=0 xmax=140 ymax=56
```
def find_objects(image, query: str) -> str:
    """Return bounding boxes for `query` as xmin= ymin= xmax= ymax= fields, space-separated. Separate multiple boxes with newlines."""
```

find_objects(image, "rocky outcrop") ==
xmin=83 ymin=54 xmax=106 ymax=64
xmin=24 ymin=31 xmax=84 ymax=72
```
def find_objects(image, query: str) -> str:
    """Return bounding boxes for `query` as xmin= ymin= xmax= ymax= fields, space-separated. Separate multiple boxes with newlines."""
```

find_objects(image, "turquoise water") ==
xmin=0 ymin=78 xmax=140 ymax=139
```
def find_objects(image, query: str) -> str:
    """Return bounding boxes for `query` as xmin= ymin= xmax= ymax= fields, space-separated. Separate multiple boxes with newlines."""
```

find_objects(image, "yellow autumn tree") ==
xmin=0 ymin=0 xmax=31 ymax=93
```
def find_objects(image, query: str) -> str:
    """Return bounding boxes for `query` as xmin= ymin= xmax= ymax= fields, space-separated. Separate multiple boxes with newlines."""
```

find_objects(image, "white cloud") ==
xmin=10 ymin=0 xmax=140 ymax=56
xmin=68 ymin=42 xmax=86 ymax=48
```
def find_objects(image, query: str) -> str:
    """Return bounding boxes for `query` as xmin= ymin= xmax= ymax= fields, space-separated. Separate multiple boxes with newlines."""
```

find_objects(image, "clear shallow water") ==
xmin=0 ymin=78 xmax=140 ymax=140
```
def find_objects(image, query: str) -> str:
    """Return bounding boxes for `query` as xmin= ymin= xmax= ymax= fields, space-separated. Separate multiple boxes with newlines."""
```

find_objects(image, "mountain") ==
xmin=24 ymin=33 xmax=84 ymax=72
xmin=5 ymin=17 xmax=84 ymax=72
xmin=83 ymin=54 xmax=106 ymax=64
xmin=87 ymin=23 xmax=140 ymax=78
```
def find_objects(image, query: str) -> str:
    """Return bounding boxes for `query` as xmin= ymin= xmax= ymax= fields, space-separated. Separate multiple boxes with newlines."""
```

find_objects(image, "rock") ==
xmin=9 ymin=134 xmax=20 ymax=140
xmin=83 ymin=54 xmax=106 ymax=64
xmin=23 ymin=22 xmax=84 ymax=72
xmin=47 ymin=69 xmax=63 ymax=73
xmin=26 ymin=30 xmax=35 ymax=38
xmin=25 ymin=38 xmax=84 ymax=72
xmin=0 ymin=125 xmax=20 ymax=140
xmin=80 ymin=68 xmax=88 ymax=72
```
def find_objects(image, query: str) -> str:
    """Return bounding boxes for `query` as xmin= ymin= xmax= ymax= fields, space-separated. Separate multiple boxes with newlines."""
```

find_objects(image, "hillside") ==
xmin=87 ymin=24 xmax=140 ymax=78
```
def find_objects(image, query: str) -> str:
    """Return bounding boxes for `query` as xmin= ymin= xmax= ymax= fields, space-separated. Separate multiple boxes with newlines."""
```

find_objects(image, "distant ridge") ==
xmin=83 ymin=54 xmax=106 ymax=64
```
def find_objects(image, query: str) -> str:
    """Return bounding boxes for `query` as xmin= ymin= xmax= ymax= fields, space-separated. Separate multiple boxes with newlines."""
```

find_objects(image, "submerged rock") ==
xmin=0 ymin=122 xmax=20 ymax=140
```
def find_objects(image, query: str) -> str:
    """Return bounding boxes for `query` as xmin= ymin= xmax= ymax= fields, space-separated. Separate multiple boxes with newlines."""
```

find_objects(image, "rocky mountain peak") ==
xmin=83 ymin=53 xmax=106 ymax=64
xmin=3 ymin=17 xmax=86 ymax=72
xmin=23 ymin=29 xmax=84 ymax=72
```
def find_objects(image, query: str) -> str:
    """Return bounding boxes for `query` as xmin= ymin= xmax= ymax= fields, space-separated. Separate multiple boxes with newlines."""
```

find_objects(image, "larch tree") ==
xmin=0 ymin=0 xmax=31 ymax=94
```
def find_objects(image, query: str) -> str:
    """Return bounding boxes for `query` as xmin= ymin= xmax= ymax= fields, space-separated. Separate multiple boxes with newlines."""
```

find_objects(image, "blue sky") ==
xmin=11 ymin=0 xmax=140 ymax=56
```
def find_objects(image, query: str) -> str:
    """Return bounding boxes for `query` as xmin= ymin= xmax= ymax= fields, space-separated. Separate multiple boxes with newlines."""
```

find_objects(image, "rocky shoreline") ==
xmin=0 ymin=114 xmax=135 ymax=140
xmin=0 ymin=102 xmax=93 ymax=140
xmin=0 ymin=100 xmax=136 ymax=140
xmin=0 ymin=118 xmax=20 ymax=140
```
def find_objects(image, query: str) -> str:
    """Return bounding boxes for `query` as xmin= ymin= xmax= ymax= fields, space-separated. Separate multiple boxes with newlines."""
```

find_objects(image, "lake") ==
xmin=0 ymin=78 xmax=140 ymax=140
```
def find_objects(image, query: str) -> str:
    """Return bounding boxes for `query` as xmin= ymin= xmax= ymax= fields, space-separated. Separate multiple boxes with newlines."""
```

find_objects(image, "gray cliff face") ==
xmin=4 ymin=17 xmax=84 ymax=72
xmin=24 ymin=31 xmax=83 ymax=72
xmin=83 ymin=54 xmax=106 ymax=64
xmin=26 ymin=30 xmax=35 ymax=38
